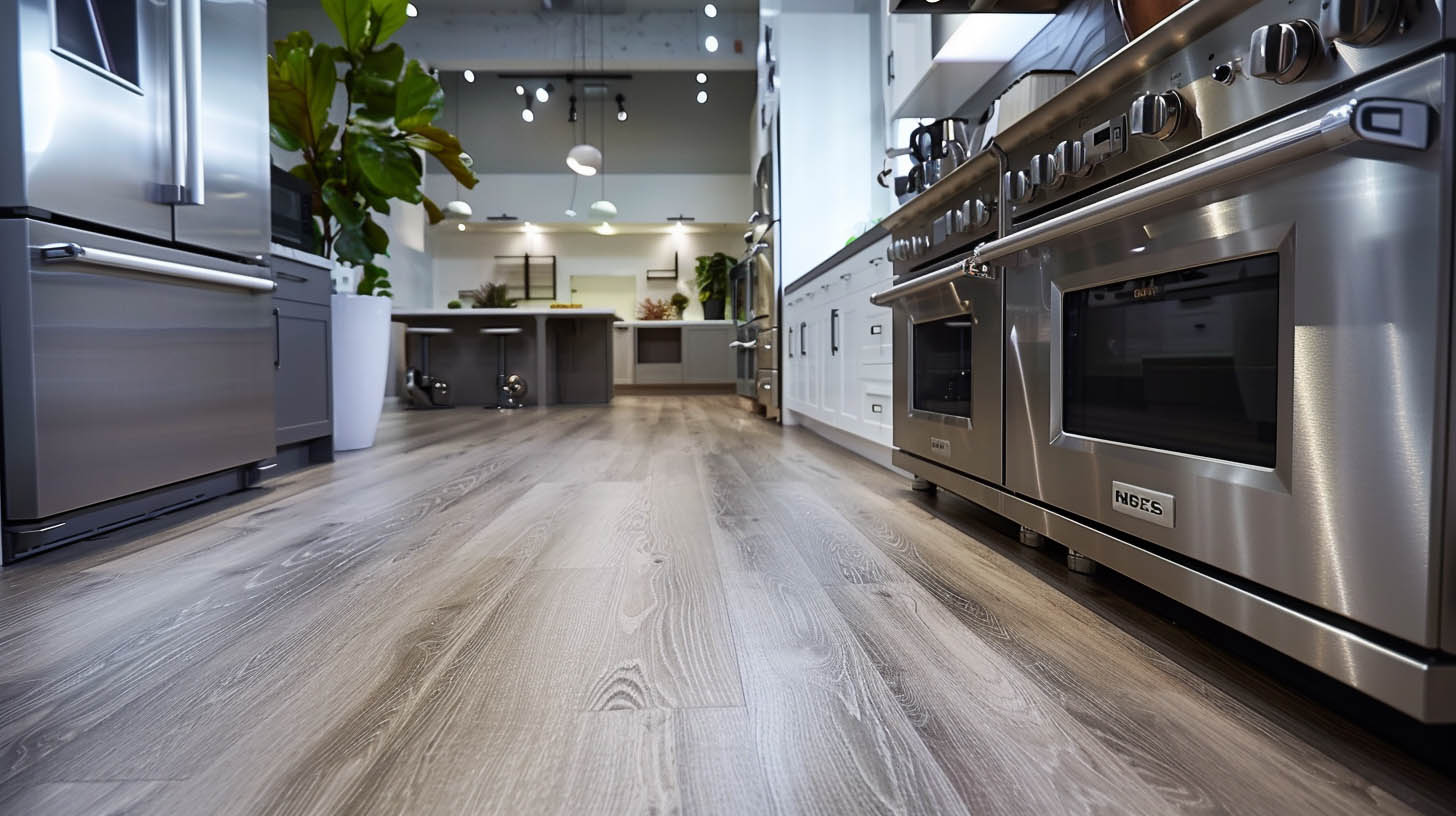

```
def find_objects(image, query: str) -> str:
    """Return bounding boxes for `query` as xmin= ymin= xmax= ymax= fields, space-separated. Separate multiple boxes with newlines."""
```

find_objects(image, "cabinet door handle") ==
xmin=272 ymin=307 xmax=281 ymax=369
xmin=800 ymin=321 xmax=806 ymax=355
xmin=870 ymin=324 xmax=883 ymax=335
xmin=788 ymin=326 xmax=794 ymax=358
xmin=830 ymin=308 xmax=840 ymax=356
xmin=274 ymin=269 xmax=309 ymax=283
xmin=871 ymin=403 xmax=883 ymax=414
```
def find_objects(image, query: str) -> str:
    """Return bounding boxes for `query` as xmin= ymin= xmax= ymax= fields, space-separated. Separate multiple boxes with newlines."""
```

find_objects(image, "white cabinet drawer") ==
xmin=861 ymin=386 xmax=891 ymax=429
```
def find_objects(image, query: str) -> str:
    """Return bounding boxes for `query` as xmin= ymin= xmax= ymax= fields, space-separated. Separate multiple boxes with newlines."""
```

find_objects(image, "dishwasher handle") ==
xmin=35 ymin=243 xmax=276 ymax=293
xmin=974 ymin=98 xmax=1432 ymax=265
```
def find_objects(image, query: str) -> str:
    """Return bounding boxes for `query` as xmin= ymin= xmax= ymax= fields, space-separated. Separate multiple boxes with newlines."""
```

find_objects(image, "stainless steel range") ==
xmin=874 ymin=0 xmax=1456 ymax=721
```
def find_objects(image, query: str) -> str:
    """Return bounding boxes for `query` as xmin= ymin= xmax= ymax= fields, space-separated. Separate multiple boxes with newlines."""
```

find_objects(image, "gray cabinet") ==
xmin=274 ymin=299 xmax=331 ymax=445
xmin=683 ymin=325 xmax=737 ymax=383
xmin=269 ymin=251 xmax=333 ymax=469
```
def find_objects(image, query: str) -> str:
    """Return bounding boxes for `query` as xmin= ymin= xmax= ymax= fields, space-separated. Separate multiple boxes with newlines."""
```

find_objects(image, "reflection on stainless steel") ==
xmin=2 ymin=0 xmax=273 ymax=561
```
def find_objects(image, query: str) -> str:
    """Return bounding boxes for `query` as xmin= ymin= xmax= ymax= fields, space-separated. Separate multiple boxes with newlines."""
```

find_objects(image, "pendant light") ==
xmin=441 ymin=72 xmax=473 ymax=222
xmin=564 ymin=15 xmax=602 ymax=177
xmin=588 ymin=1 xmax=616 ymax=221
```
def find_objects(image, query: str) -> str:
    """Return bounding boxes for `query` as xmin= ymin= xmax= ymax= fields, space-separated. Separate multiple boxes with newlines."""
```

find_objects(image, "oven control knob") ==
xmin=949 ymin=206 xmax=968 ymax=234
xmin=1027 ymin=153 xmax=1062 ymax=190
xmin=1321 ymin=0 xmax=1398 ymax=45
xmin=1249 ymin=19 xmax=1320 ymax=84
xmin=1053 ymin=139 xmax=1090 ymax=180
xmin=1005 ymin=170 xmax=1036 ymax=205
xmin=1129 ymin=91 xmax=1183 ymax=141
xmin=912 ymin=235 xmax=931 ymax=257
xmin=886 ymin=245 xmax=896 ymax=262
xmin=966 ymin=198 xmax=992 ymax=229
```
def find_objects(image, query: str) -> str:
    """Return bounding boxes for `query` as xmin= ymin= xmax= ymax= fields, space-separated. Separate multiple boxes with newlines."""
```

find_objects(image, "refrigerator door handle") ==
xmin=34 ymin=243 xmax=276 ymax=293
xmin=165 ymin=0 xmax=204 ymax=205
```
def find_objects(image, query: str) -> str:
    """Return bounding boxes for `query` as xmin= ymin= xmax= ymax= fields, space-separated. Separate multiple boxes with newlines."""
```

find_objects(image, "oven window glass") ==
xmin=912 ymin=316 xmax=974 ymax=418
xmin=1063 ymin=254 xmax=1278 ymax=466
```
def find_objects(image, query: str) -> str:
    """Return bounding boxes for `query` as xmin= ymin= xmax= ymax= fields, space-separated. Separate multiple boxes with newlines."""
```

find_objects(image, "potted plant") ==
xmin=269 ymin=0 xmax=476 ymax=451
xmin=695 ymin=252 xmax=733 ymax=320
xmin=637 ymin=298 xmax=673 ymax=320
xmin=670 ymin=292 xmax=690 ymax=319
xmin=469 ymin=282 xmax=517 ymax=308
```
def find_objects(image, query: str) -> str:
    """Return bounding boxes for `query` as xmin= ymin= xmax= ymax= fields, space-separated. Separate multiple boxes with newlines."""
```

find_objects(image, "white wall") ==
xmin=431 ymin=228 xmax=748 ymax=318
xmin=776 ymin=11 xmax=875 ymax=286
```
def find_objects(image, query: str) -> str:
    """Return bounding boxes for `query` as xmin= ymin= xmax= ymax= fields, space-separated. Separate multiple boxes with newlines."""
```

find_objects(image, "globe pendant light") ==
xmin=441 ymin=74 xmax=472 ymax=221
xmin=566 ymin=143 xmax=602 ymax=176
xmin=588 ymin=199 xmax=617 ymax=218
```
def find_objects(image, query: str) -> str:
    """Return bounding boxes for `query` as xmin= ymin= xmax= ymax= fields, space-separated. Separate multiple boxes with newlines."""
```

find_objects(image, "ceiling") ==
xmin=453 ymin=221 xmax=740 ymax=234
xmin=271 ymin=0 xmax=757 ymax=11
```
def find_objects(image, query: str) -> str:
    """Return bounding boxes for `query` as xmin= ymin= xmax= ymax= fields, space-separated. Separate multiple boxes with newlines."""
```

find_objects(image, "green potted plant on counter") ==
xmin=670 ymin=292 xmax=690 ymax=319
xmin=695 ymin=252 xmax=732 ymax=320
xmin=269 ymin=0 xmax=477 ymax=451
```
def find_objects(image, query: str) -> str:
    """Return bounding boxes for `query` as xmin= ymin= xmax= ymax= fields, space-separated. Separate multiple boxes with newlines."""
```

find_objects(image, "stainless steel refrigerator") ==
xmin=732 ymin=149 xmax=779 ymax=420
xmin=0 ymin=0 xmax=274 ymax=561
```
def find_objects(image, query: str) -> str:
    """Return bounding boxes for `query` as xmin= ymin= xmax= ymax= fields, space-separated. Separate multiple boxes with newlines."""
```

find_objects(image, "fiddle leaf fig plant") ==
xmin=268 ymin=0 xmax=477 ymax=297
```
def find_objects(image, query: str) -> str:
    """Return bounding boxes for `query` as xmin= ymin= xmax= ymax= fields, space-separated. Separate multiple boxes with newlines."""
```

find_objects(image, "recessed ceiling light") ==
xmin=406 ymin=3 xmax=418 ymax=18
xmin=704 ymin=3 xmax=717 ymax=17
xmin=704 ymin=35 xmax=719 ymax=53
xmin=462 ymin=69 xmax=475 ymax=83
xmin=696 ymin=72 xmax=707 ymax=84
xmin=696 ymin=90 xmax=708 ymax=104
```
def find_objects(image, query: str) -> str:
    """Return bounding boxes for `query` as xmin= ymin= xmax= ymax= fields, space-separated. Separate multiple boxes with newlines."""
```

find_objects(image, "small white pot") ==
xmin=331 ymin=293 xmax=393 ymax=451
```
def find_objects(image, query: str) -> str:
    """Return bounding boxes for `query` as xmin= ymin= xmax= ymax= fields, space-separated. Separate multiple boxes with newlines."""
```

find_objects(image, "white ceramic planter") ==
xmin=331 ymin=293 xmax=392 ymax=451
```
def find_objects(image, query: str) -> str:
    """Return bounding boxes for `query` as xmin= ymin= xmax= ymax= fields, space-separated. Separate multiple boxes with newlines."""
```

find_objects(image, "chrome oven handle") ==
xmin=869 ymin=258 xmax=981 ymax=306
xmin=34 ymin=243 xmax=276 ymax=293
xmin=974 ymin=98 xmax=1432 ymax=265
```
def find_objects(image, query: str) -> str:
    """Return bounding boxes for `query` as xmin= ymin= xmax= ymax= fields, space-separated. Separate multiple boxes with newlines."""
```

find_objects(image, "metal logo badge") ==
xmin=929 ymin=437 xmax=952 ymax=457
xmin=1111 ymin=481 xmax=1175 ymax=529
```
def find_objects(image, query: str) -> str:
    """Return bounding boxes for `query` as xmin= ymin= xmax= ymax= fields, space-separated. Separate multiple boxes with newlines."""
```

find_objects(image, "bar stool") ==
xmin=404 ymin=327 xmax=454 ymax=408
xmin=480 ymin=327 xmax=526 ymax=409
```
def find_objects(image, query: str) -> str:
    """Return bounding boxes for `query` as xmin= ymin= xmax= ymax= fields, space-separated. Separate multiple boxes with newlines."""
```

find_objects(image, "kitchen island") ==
xmin=391 ymin=308 xmax=619 ymax=407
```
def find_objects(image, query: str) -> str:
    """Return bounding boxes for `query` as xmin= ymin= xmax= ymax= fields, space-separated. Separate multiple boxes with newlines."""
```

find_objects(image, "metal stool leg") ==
xmin=497 ymin=335 xmax=508 ymax=408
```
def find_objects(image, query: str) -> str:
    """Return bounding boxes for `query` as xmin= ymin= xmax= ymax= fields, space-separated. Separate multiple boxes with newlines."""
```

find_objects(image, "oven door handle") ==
xmin=868 ymin=258 xmax=989 ymax=307
xmin=974 ymin=98 xmax=1433 ymax=265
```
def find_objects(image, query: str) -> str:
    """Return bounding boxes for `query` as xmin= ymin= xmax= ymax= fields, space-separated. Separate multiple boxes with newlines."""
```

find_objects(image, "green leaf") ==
xmin=363 ymin=217 xmax=390 ymax=254
xmin=394 ymin=60 xmax=444 ymax=130
xmin=354 ymin=73 xmax=397 ymax=120
xmin=321 ymin=182 xmax=365 ymax=228
xmin=361 ymin=43 xmax=405 ymax=81
xmin=270 ymin=122 xmax=302 ymax=151
xmin=322 ymin=0 xmax=371 ymax=50
xmin=334 ymin=224 xmax=373 ymax=267
xmin=308 ymin=47 xmax=337 ymax=137
xmin=352 ymin=133 xmax=422 ymax=203
xmin=369 ymin=0 xmax=410 ymax=45
xmin=420 ymin=195 xmax=444 ymax=224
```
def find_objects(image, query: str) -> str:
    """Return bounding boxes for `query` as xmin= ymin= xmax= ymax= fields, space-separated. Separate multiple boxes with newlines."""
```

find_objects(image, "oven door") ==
xmin=997 ymin=57 xmax=1448 ymax=647
xmin=875 ymin=256 xmax=1002 ymax=485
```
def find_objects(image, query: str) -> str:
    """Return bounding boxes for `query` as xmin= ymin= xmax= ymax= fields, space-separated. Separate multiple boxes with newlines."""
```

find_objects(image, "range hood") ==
xmin=891 ymin=0 xmax=1066 ymax=12
xmin=890 ymin=13 xmax=1054 ymax=119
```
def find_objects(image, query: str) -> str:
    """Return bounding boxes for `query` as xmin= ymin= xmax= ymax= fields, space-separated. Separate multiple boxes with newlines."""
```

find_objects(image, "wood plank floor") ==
xmin=1 ymin=395 xmax=1453 ymax=815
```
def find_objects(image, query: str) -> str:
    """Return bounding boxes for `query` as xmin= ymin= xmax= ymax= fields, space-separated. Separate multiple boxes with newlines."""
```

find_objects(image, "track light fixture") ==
xmin=696 ymin=90 xmax=708 ymax=104
xmin=535 ymin=83 xmax=554 ymax=103
xmin=514 ymin=84 xmax=525 ymax=96
xmin=704 ymin=35 xmax=719 ymax=53
xmin=521 ymin=97 xmax=534 ymax=123
xmin=568 ymin=94 xmax=578 ymax=123
xmin=406 ymin=2 xmax=418 ymax=18
xmin=462 ymin=69 xmax=475 ymax=83
xmin=696 ymin=72 xmax=707 ymax=84
xmin=615 ymin=94 xmax=627 ymax=122
xmin=704 ymin=3 xmax=717 ymax=17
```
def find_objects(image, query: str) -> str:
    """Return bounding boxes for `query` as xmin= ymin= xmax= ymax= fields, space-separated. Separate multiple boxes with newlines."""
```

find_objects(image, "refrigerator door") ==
xmin=0 ymin=219 xmax=276 ymax=521
xmin=171 ymin=0 xmax=269 ymax=261
xmin=1 ymin=0 xmax=174 ymax=240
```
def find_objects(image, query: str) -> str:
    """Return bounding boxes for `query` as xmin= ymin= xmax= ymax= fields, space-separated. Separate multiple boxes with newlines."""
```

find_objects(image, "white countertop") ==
xmin=614 ymin=319 xmax=735 ymax=327
xmin=393 ymin=308 xmax=619 ymax=317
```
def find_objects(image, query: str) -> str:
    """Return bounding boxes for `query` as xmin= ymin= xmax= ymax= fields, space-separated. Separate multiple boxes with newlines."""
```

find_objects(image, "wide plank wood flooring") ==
xmin=1 ymin=396 xmax=1453 ymax=814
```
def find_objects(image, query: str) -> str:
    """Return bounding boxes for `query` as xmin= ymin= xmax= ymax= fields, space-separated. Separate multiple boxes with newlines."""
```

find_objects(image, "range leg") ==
xmin=1067 ymin=549 xmax=1098 ymax=575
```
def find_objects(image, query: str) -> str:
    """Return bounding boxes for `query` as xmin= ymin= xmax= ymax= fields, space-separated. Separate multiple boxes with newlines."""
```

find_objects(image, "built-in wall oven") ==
xmin=991 ymin=58 xmax=1448 ymax=652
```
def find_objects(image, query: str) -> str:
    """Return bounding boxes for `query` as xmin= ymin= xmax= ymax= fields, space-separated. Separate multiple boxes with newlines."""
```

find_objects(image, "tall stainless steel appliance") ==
xmin=875 ymin=0 xmax=1456 ymax=721
xmin=0 ymin=0 xmax=274 ymax=562
xmin=732 ymin=150 xmax=780 ymax=419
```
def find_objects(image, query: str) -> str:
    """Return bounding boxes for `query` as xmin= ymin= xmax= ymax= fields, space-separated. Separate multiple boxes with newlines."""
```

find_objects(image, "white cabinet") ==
xmin=884 ymin=4 xmax=932 ymax=120
xmin=612 ymin=325 xmax=634 ymax=385
xmin=784 ymin=237 xmax=893 ymax=450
